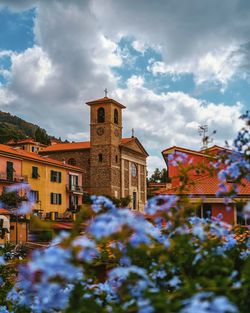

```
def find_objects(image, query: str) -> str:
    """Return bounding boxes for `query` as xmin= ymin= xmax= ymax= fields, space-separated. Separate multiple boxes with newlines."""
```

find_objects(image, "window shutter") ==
xmin=59 ymin=172 xmax=62 ymax=183
xmin=50 ymin=193 xmax=54 ymax=204
xmin=59 ymin=194 xmax=62 ymax=205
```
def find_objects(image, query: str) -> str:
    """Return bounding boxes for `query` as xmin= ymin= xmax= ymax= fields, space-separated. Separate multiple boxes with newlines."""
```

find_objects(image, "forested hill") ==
xmin=0 ymin=110 xmax=53 ymax=145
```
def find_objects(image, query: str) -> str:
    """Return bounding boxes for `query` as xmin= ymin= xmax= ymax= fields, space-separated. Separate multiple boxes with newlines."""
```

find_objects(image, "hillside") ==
xmin=0 ymin=111 xmax=53 ymax=144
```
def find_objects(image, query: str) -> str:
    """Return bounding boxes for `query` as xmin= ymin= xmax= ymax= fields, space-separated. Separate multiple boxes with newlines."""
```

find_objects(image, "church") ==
xmin=39 ymin=95 xmax=148 ymax=211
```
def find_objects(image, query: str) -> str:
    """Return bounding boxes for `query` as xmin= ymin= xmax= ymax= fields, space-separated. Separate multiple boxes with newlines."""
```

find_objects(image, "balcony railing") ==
xmin=0 ymin=172 xmax=28 ymax=183
xmin=66 ymin=184 xmax=84 ymax=193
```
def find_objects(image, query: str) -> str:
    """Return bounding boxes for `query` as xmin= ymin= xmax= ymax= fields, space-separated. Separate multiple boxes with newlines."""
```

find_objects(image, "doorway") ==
xmin=132 ymin=192 xmax=137 ymax=210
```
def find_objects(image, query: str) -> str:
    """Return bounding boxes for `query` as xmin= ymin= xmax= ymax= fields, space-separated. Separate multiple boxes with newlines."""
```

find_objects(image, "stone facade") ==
xmin=40 ymin=97 xmax=148 ymax=211
xmin=40 ymin=150 xmax=91 ymax=190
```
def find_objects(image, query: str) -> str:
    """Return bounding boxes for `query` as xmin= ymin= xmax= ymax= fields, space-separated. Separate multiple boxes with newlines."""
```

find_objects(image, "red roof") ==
xmin=162 ymin=145 xmax=231 ymax=158
xmin=0 ymin=144 xmax=83 ymax=172
xmin=0 ymin=208 xmax=10 ymax=215
xmin=7 ymin=139 xmax=47 ymax=147
xmin=40 ymin=141 xmax=91 ymax=152
xmin=40 ymin=138 xmax=135 ymax=153
xmin=86 ymin=97 xmax=126 ymax=109
xmin=159 ymin=175 xmax=250 ymax=196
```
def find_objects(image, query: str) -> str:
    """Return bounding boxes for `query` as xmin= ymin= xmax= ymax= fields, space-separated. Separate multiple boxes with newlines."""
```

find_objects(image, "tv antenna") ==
xmin=198 ymin=124 xmax=216 ymax=149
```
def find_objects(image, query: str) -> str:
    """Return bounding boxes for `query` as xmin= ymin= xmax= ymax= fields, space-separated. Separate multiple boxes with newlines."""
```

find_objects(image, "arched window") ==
xmin=97 ymin=107 xmax=105 ymax=123
xmin=114 ymin=109 xmax=118 ymax=124
xmin=98 ymin=153 xmax=103 ymax=162
xmin=68 ymin=158 xmax=77 ymax=166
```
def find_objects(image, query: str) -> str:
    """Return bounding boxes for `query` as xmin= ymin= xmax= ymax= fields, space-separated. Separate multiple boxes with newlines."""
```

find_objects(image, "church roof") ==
xmin=39 ymin=138 xmax=148 ymax=156
xmin=86 ymin=96 xmax=126 ymax=109
xmin=40 ymin=141 xmax=91 ymax=152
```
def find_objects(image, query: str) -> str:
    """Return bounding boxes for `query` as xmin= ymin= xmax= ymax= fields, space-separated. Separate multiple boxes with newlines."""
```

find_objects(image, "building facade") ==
xmin=40 ymin=97 xmax=148 ymax=211
xmin=159 ymin=145 xmax=250 ymax=226
xmin=0 ymin=143 xmax=84 ymax=244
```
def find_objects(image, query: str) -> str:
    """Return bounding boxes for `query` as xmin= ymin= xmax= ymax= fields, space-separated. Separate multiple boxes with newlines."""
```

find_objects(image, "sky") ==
xmin=0 ymin=0 xmax=249 ymax=175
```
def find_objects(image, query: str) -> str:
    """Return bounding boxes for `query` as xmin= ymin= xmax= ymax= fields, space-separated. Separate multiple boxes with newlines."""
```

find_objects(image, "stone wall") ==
xmin=40 ymin=150 xmax=90 ymax=190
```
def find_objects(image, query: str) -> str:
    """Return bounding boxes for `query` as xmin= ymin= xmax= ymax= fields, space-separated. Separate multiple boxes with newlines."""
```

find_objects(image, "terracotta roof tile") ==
xmin=7 ymin=139 xmax=47 ymax=147
xmin=40 ymin=138 xmax=135 ymax=153
xmin=86 ymin=97 xmax=126 ymax=108
xmin=40 ymin=141 xmax=91 ymax=152
xmin=159 ymin=175 xmax=250 ymax=196
xmin=0 ymin=144 xmax=83 ymax=172
xmin=0 ymin=208 xmax=11 ymax=215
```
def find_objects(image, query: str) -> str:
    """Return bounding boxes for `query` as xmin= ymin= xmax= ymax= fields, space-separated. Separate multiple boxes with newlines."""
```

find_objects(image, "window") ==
xmin=114 ymin=109 xmax=118 ymax=124
xmin=69 ymin=174 xmax=79 ymax=188
xmin=50 ymin=193 xmax=62 ymax=205
xmin=203 ymin=204 xmax=212 ymax=219
xmin=30 ymin=190 xmax=39 ymax=202
xmin=196 ymin=206 xmax=202 ymax=218
xmin=50 ymin=170 xmax=62 ymax=183
xmin=97 ymin=107 xmax=105 ymax=123
xmin=68 ymin=158 xmax=77 ymax=166
xmin=32 ymin=166 xmax=39 ymax=178
xmin=236 ymin=203 xmax=249 ymax=225
xmin=116 ymin=155 xmax=118 ymax=163
xmin=131 ymin=163 xmax=137 ymax=177
xmin=6 ymin=161 xmax=14 ymax=181
xmin=70 ymin=195 xmax=79 ymax=207
xmin=98 ymin=153 xmax=103 ymax=162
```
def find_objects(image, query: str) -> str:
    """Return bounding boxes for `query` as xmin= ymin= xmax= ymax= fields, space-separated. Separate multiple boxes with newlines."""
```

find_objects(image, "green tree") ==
xmin=0 ymin=191 xmax=24 ymax=209
xmin=149 ymin=168 xmax=162 ymax=182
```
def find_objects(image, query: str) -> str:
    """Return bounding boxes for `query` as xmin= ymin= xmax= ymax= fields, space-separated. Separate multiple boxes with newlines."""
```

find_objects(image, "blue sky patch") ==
xmin=0 ymin=7 xmax=35 ymax=52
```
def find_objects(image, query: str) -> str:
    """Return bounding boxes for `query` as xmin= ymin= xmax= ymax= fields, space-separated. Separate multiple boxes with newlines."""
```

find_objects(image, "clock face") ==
xmin=131 ymin=163 xmax=137 ymax=177
xmin=114 ymin=128 xmax=119 ymax=137
xmin=96 ymin=127 xmax=104 ymax=136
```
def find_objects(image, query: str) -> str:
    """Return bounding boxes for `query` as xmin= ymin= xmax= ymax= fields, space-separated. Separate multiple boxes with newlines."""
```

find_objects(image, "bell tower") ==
xmin=86 ymin=94 xmax=126 ymax=197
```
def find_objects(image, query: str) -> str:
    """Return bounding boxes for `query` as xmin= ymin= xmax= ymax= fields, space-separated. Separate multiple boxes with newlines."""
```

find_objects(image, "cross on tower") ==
xmin=104 ymin=88 xmax=108 ymax=98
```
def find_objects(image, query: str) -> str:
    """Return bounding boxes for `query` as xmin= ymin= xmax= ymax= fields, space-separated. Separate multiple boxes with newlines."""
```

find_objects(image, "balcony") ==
xmin=66 ymin=184 xmax=84 ymax=194
xmin=0 ymin=172 xmax=28 ymax=183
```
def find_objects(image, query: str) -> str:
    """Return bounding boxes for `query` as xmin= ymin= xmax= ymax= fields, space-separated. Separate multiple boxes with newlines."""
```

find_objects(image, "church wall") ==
xmin=40 ymin=150 xmax=91 ymax=190
xmin=121 ymin=150 xmax=147 ymax=211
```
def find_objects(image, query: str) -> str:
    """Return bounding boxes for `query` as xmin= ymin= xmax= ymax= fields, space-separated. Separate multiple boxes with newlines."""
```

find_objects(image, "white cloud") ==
xmin=10 ymin=46 xmax=53 ymax=93
xmin=0 ymin=0 xmax=247 ymax=172
xmin=115 ymin=79 xmax=244 ymax=165
xmin=0 ymin=85 xmax=17 ymax=105
xmin=149 ymin=45 xmax=244 ymax=87
xmin=67 ymin=132 xmax=89 ymax=141
xmin=147 ymin=156 xmax=166 ymax=176
xmin=132 ymin=40 xmax=148 ymax=54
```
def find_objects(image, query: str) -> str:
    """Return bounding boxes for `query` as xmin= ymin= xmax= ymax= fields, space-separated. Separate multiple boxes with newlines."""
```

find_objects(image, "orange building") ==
xmin=0 ymin=143 xmax=84 ymax=244
xmin=159 ymin=145 xmax=250 ymax=226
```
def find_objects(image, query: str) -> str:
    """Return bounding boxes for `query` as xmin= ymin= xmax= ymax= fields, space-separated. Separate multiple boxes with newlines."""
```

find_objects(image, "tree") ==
xmin=35 ymin=128 xmax=51 ymax=145
xmin=0 ymin=191 xmax=24 ymax=209
xmin=149 ymin=168 xmax=162 ymax=182
xmin=149 ymin=168 xmax=170 ymax=183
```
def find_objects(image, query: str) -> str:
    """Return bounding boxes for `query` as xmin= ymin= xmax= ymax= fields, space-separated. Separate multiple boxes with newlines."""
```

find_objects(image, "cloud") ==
xmin=0 ymin=0 xmax=248 ymax=172
xmin=132 ymin=40 xmax=148 ymax=54
xmin=149 ymin=45 xmax=244 ymax=87
xmin=116 ymin=75 xmax=244 ymax=154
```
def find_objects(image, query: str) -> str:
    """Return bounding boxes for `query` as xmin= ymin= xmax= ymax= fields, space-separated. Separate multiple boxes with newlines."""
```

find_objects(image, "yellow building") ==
xmin=7 ymin=139 xmax=47 ymax=153
xmin=0 ymin=143 xmax=84 ymax=220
